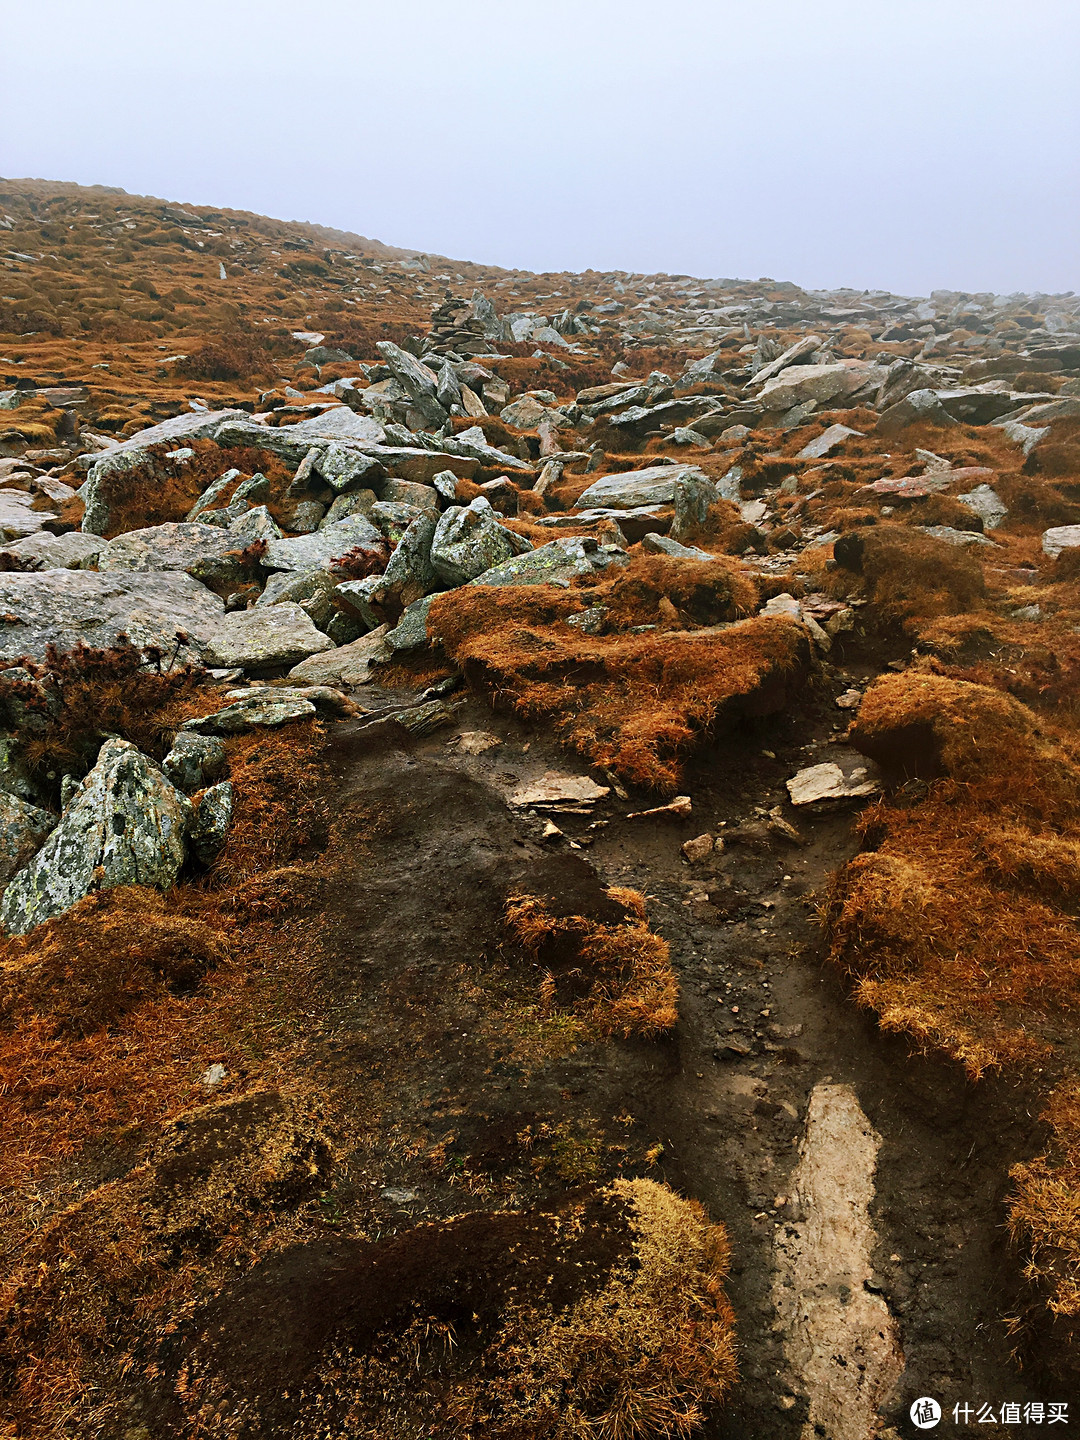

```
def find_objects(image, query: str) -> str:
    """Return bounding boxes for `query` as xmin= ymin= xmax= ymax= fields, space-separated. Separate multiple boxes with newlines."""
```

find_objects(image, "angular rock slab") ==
xmin=0 ymin=490 xmax=55 ymax=541
xmin=1 ymin=738 xmax=188 ymax=935
xmin=431 ymin=496 xmax=524 ymax=586
xmin=262 ymin=514 xmax=383 ymax=573
xmin=202 ymin=603 xmax=331 ymax=670
xmin=98 ymin=522 xmax=250 ymax=586
xmin=575 ymin=464 xmax=706 ymax=510
xmin=0 ymin=571 xmax=225 ymax=665
xmin=287 ymin=625 xmax=392 ymax=685
xmin=1043 ymin=525 xmax=1080 ymax=560
xmin=0 ymin=530 xmax=105 ymax=570
xmin=0 ymin=792 xmax=56 ymax=886
xmin=182 ymin=696 xmax=317 ymax=735
xmin=468 ymin=536 xmax=628 ymax=588
xmin=786 ymin=762 xmax=879 ymax=806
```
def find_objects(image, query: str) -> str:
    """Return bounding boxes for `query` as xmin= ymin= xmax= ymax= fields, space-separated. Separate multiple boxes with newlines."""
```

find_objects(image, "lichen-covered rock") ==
xmin=469 ymin=536 xmax=628 ymax=589
xmin=162 ymin=732 xmax=227 ymax=793
xmin=189 ymin=781 xmax=233 ymax=864
xmin=641 ymin=533 xmax=716 ymax=561
xmin=0 ymin=490 xmax=56 ymax=542
xmin=430 ymin=496 xmax=525 ymax=586
xmin=202 ymin=603 xmax=331 ymax=670
xmin=0 ymin=530 xmax=105 ymax=570
xmin=669 ymin=474 xmax=719 ymax=542
xmin=0 ymin=792 xmax=55 ymax=886
xmin=335 ymin=514 xmax=437 ymax=626
xmin=575 ymin=464 xmax=707 ymax=511
xmin=98 ymin=522 xmax=251 ymax=587
xmin=0 ymin=732 xmax=40 ymax=803
xmin=385 ymin=593 xmax=448 ymax=652
xmin=181 ymin=695 xmax=316 ymax=735
xmin=228 ymin=505 xmax=282 ymax=542
xmin=262 ymin=514 xmax=383 ymax=574
xmin=256 ymin=567 xmax=339 ymax=630
xmin=288 ymin=625 xmax=391 ymax=685
xmin=0 ymin=571 xmax=225 ymax=665
xmin=0 ymin=738 xmax=189 ymax=935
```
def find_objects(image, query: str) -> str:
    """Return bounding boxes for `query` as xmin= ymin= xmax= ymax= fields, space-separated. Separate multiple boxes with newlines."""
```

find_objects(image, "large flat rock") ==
xmin=262 ymin=514 xmax=384 ymax=572
xmin=98 ymin=521 xmax=250 ymax=585
xmin=575 ymin=464 xmax=706 ymax=510
xmin=0 ymin=571 xmax=224 ymax=664
xmin=202 ymin=603 xmax=331 ymax=670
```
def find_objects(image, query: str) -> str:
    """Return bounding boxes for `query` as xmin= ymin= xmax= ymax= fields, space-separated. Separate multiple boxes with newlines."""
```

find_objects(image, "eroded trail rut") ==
xmin=387 ymin=675 xmax=1044 ymax=1439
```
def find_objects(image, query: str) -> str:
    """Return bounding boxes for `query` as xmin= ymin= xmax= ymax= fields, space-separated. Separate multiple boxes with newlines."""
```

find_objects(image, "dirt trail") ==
xmin=385 ymin=661 xmax=1048 ymax=1438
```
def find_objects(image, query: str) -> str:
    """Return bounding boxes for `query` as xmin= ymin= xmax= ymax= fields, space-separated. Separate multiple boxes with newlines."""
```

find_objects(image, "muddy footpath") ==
xmin=325 ymin=652 xmax=1049 ymax=1440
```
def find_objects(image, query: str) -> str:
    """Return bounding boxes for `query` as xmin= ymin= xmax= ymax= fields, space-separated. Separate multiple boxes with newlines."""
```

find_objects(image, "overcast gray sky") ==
xmin=4 ymin=0 xmax=1077 ymax=296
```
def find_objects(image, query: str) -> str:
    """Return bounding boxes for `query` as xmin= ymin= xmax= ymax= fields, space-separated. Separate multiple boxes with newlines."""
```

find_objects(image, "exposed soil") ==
xmin=156 ymin=671 xmax=1049 ymax=1436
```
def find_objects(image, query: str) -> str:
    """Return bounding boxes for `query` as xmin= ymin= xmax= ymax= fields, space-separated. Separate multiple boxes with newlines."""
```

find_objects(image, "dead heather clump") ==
xmin=0 ymin=638 xmax=209 ymax=785
xmin=429 ymin=570 xmax=809 ymax=792
xmin=174 ymin=334 xmax=275 ymax=382
xmin=505 ymin=871 xmax=678 ymax=1039
xmin=0 ymin=1089 xmax=334 ymax=1431
xmin=328 ymin=541 xmax=390 ymax=581
xmin=97 ymin=438 xmax=292 ymax=537
xmin=833 ymin=524 xmax=988 ymax=629
xmin=0 ymin=886 xmax=229 ymax=1042
xmin=0 ymin=720 xmax=333 ymax=1203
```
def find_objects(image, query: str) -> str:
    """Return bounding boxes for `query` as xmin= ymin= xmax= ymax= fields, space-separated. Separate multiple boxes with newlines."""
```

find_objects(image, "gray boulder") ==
xmin=257 ymin=567 xmax=339 ymax=629
xmin=469 ymin=536 xmax=628 ymax=588
xmin=0 ymin=491 xmax=55 ymax=542
xmin=438 ymin=425 xmax=531 ymax=472
xmin=0 ymin=530 xmax=104 ymax=570
xmin=641 ymin=534 xmax=716 ymax=562
xmin=797 ymin=423 xmax=863 ymax=460
xmin=673 ymin=350 xmax=725 ymax=392
xmin=189 ymin=781 xmax=233 ymax=865
xmin=0 ymin=733 xmax=40 ymax=803
xmin=876 ymin=390 xmax=960 ymax=435
xmin=228 ymin=505 xmax=282 ymax=542
xmin=335 ymin=514 xmax=437 ymax=626
xmin=303 ymin=441 xmax=385 ymax=493
xmin=375 ymin=341 xmax=439 ymax=399
xmin=1042 ymin=525 xmax=1080 ymax=560
xmin=756 ymin=361 xmax=881 ymax=412
xmin=430 ymin=497 xmax=525 ymax=586
xmin=0 ymin=571 xmax=224 ymax=665
xmin=385 ymin=594 xmax=447 ymax=652
xmin=181 ymin=695 xmax=316 ymax=734
xmin=262 ymin=514 xmax=383 ymax=573
xmin=500 ymin=395 xmax=571 ymax=430
xmin=670 ymin=474 xmax=719 ymax=542
xmin=0 ymin=792 xmax=56 ymax=886
xmin=98 ymin=522 xmax=251 ymax=587
xmin=1 ymin=738 xmax=189 ymax=935
xmin=288 ymin=625 xmax=391 ymax=685
xmin=576 ymin=464 xmax=706 ymax=510
xmin=202 ymin=603 xmax=331 ymax=670
xmin=956 ymin=484 xmax=1008 ymax=530
xmin=162 ymin=732 xmax=227 ymax=793
xmin=286 ymin=407 xmax=386 ymax=445
xmin=187 ymin=467 xmax=241 ymax=520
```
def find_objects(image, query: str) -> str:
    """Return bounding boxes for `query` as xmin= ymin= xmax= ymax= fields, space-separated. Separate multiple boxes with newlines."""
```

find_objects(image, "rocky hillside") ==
xmin=1 ymin=176 xmax=1079 ymax=1437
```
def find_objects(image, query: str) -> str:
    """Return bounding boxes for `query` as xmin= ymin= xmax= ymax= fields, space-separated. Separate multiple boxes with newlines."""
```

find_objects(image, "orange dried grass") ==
xmin=430 ymin=568 xmax=807 ymax=792
xmin=505 ymin=887 xmax=678 ymax=1039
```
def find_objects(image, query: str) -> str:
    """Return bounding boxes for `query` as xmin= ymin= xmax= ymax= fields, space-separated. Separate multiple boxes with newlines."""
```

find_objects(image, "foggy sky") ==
xmin=4 ymin=0 xmax=1078 ymax=296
